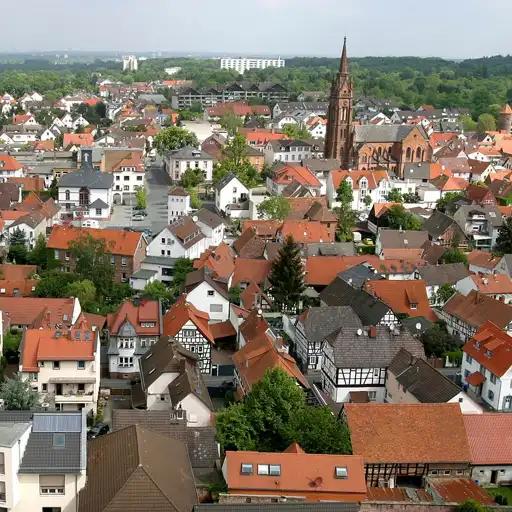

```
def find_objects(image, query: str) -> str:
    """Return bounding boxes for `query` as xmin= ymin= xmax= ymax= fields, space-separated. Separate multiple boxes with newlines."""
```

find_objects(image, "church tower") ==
xmin=325 ymin=37 xmax=354 ymax=168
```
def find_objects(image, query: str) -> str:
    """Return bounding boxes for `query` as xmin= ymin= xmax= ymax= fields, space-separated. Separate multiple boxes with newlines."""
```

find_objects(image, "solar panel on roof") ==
xmin=32 ymin=413 xmax=82 ymax=433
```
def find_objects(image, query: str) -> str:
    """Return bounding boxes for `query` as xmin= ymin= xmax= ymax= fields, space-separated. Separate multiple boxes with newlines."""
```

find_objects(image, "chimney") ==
xmin=369 ymin=326 xmax=377 ymax=338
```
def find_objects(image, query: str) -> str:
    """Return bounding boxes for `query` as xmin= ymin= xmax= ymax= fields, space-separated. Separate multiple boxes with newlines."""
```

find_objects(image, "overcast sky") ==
xmin=2 ymin=0 xmax=512 ymax=58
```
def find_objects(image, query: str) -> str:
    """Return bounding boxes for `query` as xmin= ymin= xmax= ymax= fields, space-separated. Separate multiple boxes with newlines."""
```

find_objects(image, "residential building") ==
xmin=0 ymin=410 xmax=87 ymax=512
xmin=101 ymin=148 xmax=145 ymax=200
xmin=453 ymin=205 xmax=503 ymax=250
xmin=440 ymin=291 xmax=512 ymax=341
xmin=147 ymin=216 xmax=207 ymax=260
xmin=220 ymin=57 xmax=285 ymax=74
xmin=6 ymin=210 xmax=49 ymax=250
xmin=78 ymin=425 xmax=197 ymax=512
xmin=164 ymin=146 xmax=213 ymax=182
xmin=267 ymin=164 xmax=321 ymax=197
xmin=375 ymin=229 xmax=429 ymax=258
xmin=461 ymin=321 xmax=512 ymax=411
xmin=122 ymin=54 xmax=139 ymax=71
xmin=386 ymin=348 xmax=482 ymax=413
xmin=19 ymin=323 xmax=101 ymax=414
xmin=417 ymin=263 xmax=469 ymax=305
xmin=455 ymin=273 xmax=512 ymax=304
xmin=106 ymin=299 xmax=162 ymax=379
xmin=344 ymin=403 xmax=472 ymax=486
xmin=0 ymin=264 xmax=38 ymax=298
xmin=57 ymin=148 xmax=113 ymax=219
xmin=467 ymin=250 xmax=501 ymax=275
xmin=322 ymin=325 xmax=424 ymax=403
xmin=162 ymin=297 xmax=214 ymax=374
xmin=137 ymin=337 xmax=213 ymax=424
xmin=47 ymin=225 xmax=147 ymax=283
xmin=168 ymin=185 xmax=191 ymax=222
xmin=221 ymin=446 xmax=366 ymax=503
xmin=495 ymin=254 xmax=512 ymax=278
xmin=421 ymin=210 xmax=467 ymax=247
xmin=215 ymin=173 xmax=249 ymax=217
xmin=264 ymin=139 xmax=323 ymax=166
xmin=463 ymin=413 xmax=512 ymax=485
xmin=287 ymin=306 xmax=362 ymax=372
xmin=0 ymin=154 xmax=24 ymax=180
xmin=195 ymin=208 xmax=225 ymax=247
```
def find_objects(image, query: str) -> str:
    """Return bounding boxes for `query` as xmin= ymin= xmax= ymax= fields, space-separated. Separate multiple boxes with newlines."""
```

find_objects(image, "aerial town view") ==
xmin=0 ymin=0 xmax=510 ymax=511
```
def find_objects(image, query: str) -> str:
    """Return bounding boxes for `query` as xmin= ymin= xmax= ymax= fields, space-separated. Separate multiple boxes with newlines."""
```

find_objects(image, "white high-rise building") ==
xmin=122 ymin=55 xmax=139 ymax=72
xmin=220 ymin=57 xmax=285 ymax=75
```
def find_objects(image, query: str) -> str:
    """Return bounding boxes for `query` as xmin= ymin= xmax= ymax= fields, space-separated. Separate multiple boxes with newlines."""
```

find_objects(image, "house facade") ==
xmin=215 ymin=173 xmax=249 ymax=216
xmin=165 ymin=146 xmax=213 ymax=182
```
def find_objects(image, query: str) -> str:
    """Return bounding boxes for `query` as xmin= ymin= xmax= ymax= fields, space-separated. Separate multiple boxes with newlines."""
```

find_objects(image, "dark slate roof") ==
xmin=194 ymin=505 xmax=360 ymax=512
xmin=304 ymin=242 xmax=355 ymax=257
xmin=325 ymin=325 xmax=425 ymax=368
xmin=298 ymin=306 xmax=362 ymax=344
xmin=195 ymin=207 xmax=224 ymax=229
xmin=354 ymin=125 xmax=426 ymax=143
xmin=339 ymin=263 xmax=385 ymax=289
xmin=58 ymin=165 xmax=113 ymax=189
xmin=168 ymin=363 xmax=214 ymax=411
xmin=215 ymin=172 xmax=239 ymax=192
xmin=418 ymin=263 xmax=470 ymax=287
xmin=388 ymin=348 xmax=461 ymax=402
xmin=422 ymin=210 xmax=464 ymax=239
xmin=89 ymin=198 xmax=109 ymax=209
xmin=319 ymin=277 xmax=391 ymax=326
xmin=185 ymin=267 xmax=229 ymax=299
xmin=401 ymin=316 xmax=434 ymax=336
xmin=403 ymin=162 xmax=435 ymax=180
xmin=112 ymin=410 xmax=219 ymax=468
xmin=169 ymin=146 xmax=213 ymax=161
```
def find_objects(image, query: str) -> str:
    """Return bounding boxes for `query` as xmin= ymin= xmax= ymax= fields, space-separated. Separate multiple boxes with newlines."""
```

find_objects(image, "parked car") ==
xmin=87 ymin=422 xmax=109 ymax=440
xmin=132 ymin=213 xmax=145 ymax=221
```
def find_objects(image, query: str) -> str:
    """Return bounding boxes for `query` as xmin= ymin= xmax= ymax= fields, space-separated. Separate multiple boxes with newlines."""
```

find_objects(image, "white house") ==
xmin=60 ymin=113 xmax=74 ymax=128
xmin=58 ymin=148 xmax=114 ymax=219
xmin=138 ymin=337 xmax=213 ymax=425
xmin=0 ymin=410 xmax=86 ymax=512
xmin=321 ymin=325 xmax=425 ymax=403
xmin=39 ymin=128 xmax=56 ymax=141
xmin=72 ymin=114 xmax=89 ymax=130
xmin=165 ymin=146 xmax=214 ymax=182
xmin=264 ymin=139 xmax=323 ymax=166
xmin=101 ymin=148 xmax=145 ymax=201
xmin=19 ymin=324 xmax=101 ymax=415
xmin=6 ymin=211 xmax=48 ymax=250
xmin=147 ymin=216 xmax=207 ymax=260
xmin=461 ymin=321 xmax=512 ymax=411
xmin=195 ymin=208 xmax=225 ymax=247
xmin=215 ymin=173 xmax=249 ymax=216
xmin=168 ymin=185 xmax=191 ymax=223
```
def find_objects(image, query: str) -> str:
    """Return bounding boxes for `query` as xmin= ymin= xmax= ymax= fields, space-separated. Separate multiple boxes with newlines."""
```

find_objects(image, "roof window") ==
xmin=335 ymin=466 xmax=348 ymax=479
xmin=53 ymin=433 xmax=65 ymax=448
xmin=240 ymin=463 xmax=253 ymax=475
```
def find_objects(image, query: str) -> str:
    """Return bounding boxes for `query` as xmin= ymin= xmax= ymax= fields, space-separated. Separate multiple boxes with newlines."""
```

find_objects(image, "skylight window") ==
xmin=241 ymin=464 xmax=253 ymax=475
xmin=335 ymin=466 xmax=348 ymax=479
xmin=53 ymin=433 xmax=65 ymax=448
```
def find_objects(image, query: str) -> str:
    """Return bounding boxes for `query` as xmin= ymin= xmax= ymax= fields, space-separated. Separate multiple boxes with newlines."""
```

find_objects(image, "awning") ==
xmin=48 ymin=377 xmax=96 ymax=384
xmin=466 ymin=371 xmax=485 ymax=386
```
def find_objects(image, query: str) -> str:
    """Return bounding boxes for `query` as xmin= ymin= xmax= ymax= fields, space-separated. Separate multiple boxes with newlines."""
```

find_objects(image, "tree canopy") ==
xmin=0 ymin=374 xmax=40 ymax=410
xmin=421 ymin=321 xmax=461 ymax=358
xmin=153 ymin=126 xmax=198 ymax=154
xmin=335 ymin=180 xmax=355 ymax=242
xmin=257 ymin=196 xmax=291 ymax=220
xmin=386 ymin=204 xmax=422 ymax=230
xmin=496 ymin=217 xmax=512 ymax=254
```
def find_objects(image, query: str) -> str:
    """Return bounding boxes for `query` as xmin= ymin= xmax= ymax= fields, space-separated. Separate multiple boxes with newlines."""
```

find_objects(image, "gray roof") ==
xmin=195 ymin=505 xmax=359 ymax=512
xmin=354 ymin=124 xmax=426 ymax=143
xmin=401 ymin=316 xmax=434 ymax=335
xmin=88 ymin=198 xmax=109 ymax=209
xmin=453 ymin=204 xmax=503 ymax=230
xmin=142 ymin=255 xmax=179 ymax=267
xmin=131 ymin=268 xmax=158 ymax=280
xmin=58 ymin=163 xmax=113 ymax=189
xmin=418 ymin=263 xmax=470 ymax=286
xmin=339 ymin=263 xmax=385 ymax=289
xmin=195 ymin=207 xmax=224 ymax=229
xmin=303 ymin=158 xmax=340 ymax=172
xmin=422 ymin=210 xmax=464 ymax=239
xmin=298 ymin=306 xmax=362 ymax=344
xmin=378 ymin=229 xmax=429 ymax=249
xmin=326 ymin=325 xmax=425 ymax=368
xmin=138 ymin=93 xmax=167 ymax=103
xmin=168 ymin=146 xmax=213 ymax=161
xmin=0 ymin=422 xmax=30 ymax=447
xmin=215 ymin=172 xmax=241 ymax=192
xmin=388 ymin=348 xmax=461 ymax=403
xmin=320 ymin=277 xmax=392 ymax=326
xmin=168 ymin=364 xmax=214 ymax=411
xmin=403 ymin=162 xmax=435 ymax=180
xmin=112 ymin=410 xmax=219 ymax=468
xmin=304 ymin=242 xmax=355 ymax=257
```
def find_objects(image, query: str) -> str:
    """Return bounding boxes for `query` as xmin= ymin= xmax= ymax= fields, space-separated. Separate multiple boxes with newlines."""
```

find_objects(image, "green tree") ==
xmin=0 ymin=374 xmax=40 ymax=410
xmin=28 ymin=234 xmax=58 ymax=270
xmin=219 ymin=112 xmax=243 ymax=136
xmin=8 ymin=228 xmax=28 ymax=264
xmin=187 ymin=187 xmax=203 ymax=209
xmin=34 ymin=270 xmax=79 ymax=298
xmin=456 ymin=500 xmax=488 ymax=512
xmin=171 ymin=258 xmax=194 ymax=297
xmin=68 ymin=234 xmax=115 ymax=295
xmin=435 ymin=283 xmax=456 ymax=305
xmin=441 ymin=248 xmax=468 ymax=265
xmin=181 ymin=168 xmax=204 ymax=188
xmin=335 ymin=180 xmax=356 ymax=242
xmin=135 ymin=185 xmax=147 ymax=210
xmin=142 ymin=280 xmax=172 ymax=310
xmin=215 ymin=402 xmax=257 ymax=451
xmin=281 ymin=123 xmax=310 ymax=140
xmin=268 ymin=236 xmax=305 ymax=313
xmin=153 ymin=126 xmax=198 ymax=155
xmin=257 ymin=196 xmax=291 ymax=220
xmin=461 ymin=115 xmax=477 ymax=132
xmin=228 ymin=285 xmax=241 ymax=305
xmin=421 ymin=322 xmax=460 ymax=357
xmin=363 ymin=195 xmax=373 ymax=208
xmin=3 ymin=330 xmax=22 ymax=363
xmin=496 ymin=217 xmax=512 ymax=254
xmin=386 ymin=204 xmax=422 ymax=230
xmin=66 ymin=279 xmax=97 ymax=312
xmin=48 ymin=177 xmax=58 ymax=200
xmin=385 ymin=188 xmax=403 ymax=202
xmin=477 ymin=113 xmax=496 ymax=133
xmin=436 ymin=192 xmax=465 ymax=215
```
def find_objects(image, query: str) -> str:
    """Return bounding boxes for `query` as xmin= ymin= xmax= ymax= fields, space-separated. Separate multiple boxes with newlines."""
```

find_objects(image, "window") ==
xmin=137 ymin=176 xmax=143 ymax=181
xmin=368 ymin=391 xmax=377 ymax=401
xmin=40 ymin=475 xmax=65 ymax=497
xmin=183 ymin=329 xmax=195 ymax=337
xmin=0 ymin=481 xmax=5 ymax=502
xmin=95 ymin=208 xmax=102 ymax=215
xmin=121 ymin=257 xmax=127 ymax=267
xmin=77 ymin=361 xmax=85 ymax=370
xmin=118 ymin=356 xmax=134 ymax=368
xmin=53 ymin=434 xmax=65 ymax=448
xmin=0 ymin=453 xmax=4 ymax=475
xmin=488 ymin=390 xmax=495 ymax=401
xmin=466 ymin=354 xmax=473 ymax=364
xmin=269 ymin=464 xmax=281 ymax=476
xmin=42 ymin=383 xmax=47 ymax=392
xmin=64 ymin=190 xmax=70 ymax=201
xmin=53 ymin=361 xmax=60 ymax=370
xmin=430 ymin=470 xmax=438 ymax=475
xmin=210 ymin=304 xmax=223 ymax=313
xmin=207 ymin=290 xmax=214 ymax=297
xmin=257 ymin=464 xmax=269 ymax=475
xmin=443 ymin=470 xmax=451 ymax=475
xmin=118 ymin=338 xmax=134 ymax=349
xmin=78 ymin=383 xmax=85 ymax=392
xmin=123 ymin=176 xmax=130 ymax=181
xmin=241 ymin=464 xmax=253 ymax=475
xmin=116 ymin=175 xmax=120 ymax=181
xmin=490 ymin=373 xmax=496 ymax=384
xmin=335 ymin=466 xmax=348 ymax=479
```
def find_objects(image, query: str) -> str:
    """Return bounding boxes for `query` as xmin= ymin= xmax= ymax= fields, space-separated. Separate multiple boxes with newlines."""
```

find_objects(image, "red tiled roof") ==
xmin=8 ymin=177 xmax=45 ymax=192
xmin=63 ymin=133 xmax=94 ymax=148
xmin=232 ymin=259 xmax=272 ymax=287
xmin=469 ymin=273 xmax=512 ymax=294
xmin=272 ymin=165 xmax=321 ymax=188
xmin=331 ymin=169 xmax=389 ymax=191
xmin=0 ymin=297 xmax=76 ymax=328
xmin=207 ymin=101 xmax=270 ymax=118
xmin=463 ymin=321 xmax=512 ymax=377
xmin=47 ymin=226 xmax=143 ymax=257
xmin=345 ymin=403 xmax=471 ymax=464
xmin=107 ymin=299 xmax=160 ymax=336
xmin=466 ymin=371 xmax=485 ymax=386
xmin=242 ymin=220 xmax=282 ymax=238
xmin=193 ymin=243 xmax=235 ymax=280
xmin=239 ymin=128 xmax=288 ymax=146
xmin=162 ymin=296 xmax=213 ymax=343
xmin=0 ymin=154 xmax=23 ymax=172
xmin=280 ymin=220 xmax=333 ymax=243
xmin=463 ymin=413 xmax=512 ymax=465
xmin=427 ymin=478 xmax=494 ymax=505
xmin=467 ymin=250 xmax=500 ymax=270
xmin=21 ymin=327 xmax=97 ymax=372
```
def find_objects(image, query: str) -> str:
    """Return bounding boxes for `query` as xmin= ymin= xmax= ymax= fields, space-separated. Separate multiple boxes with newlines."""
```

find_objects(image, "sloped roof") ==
xmin=418 ymin=263 xmax=469 ymax=286
xmin=106 ymin=299 xmax=160 ymax=336
xmin=162 ymin=296 xmax=213 ymax=343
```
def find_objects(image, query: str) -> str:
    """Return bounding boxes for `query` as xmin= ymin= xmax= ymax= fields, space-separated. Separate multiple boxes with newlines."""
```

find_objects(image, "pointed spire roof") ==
xmin=340 ymin=37 xmax=349 ymax=75
xmin=501 ymin=104 xmax=512 ymax=115
xmin=284 ymin=442 xmax=305 ymax=454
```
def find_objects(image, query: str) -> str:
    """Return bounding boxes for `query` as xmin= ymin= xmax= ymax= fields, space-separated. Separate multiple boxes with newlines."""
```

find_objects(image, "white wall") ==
xmin=186 ymin=281 xmax=229 ymax=322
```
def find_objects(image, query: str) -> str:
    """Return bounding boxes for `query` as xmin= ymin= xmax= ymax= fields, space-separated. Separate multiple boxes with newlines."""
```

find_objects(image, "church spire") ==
xmin=340 ymin=36 xmax=349 ymax=75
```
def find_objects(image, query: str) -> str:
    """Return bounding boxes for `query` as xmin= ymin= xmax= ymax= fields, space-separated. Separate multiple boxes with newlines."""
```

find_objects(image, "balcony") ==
xmin=54 ymin=392 xmax=93 ymax=403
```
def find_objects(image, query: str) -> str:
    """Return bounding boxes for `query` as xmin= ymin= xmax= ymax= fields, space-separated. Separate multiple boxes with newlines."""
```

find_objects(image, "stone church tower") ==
xmin=325 ymin=37 xmax=354 ymax=168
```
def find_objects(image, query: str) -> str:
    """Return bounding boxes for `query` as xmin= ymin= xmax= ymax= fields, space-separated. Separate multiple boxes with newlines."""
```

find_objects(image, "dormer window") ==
xmin=410 ymin=303 xmax=417 ymax=310
xmin=257 ymin=464 xmax=281 ymax=476
xmin=241 ymin=464 xmax=253 ymax=475
xmin=335 ymin=466 xmax=348 ymax=479
xmin=475 ymin=341 xmax=481 ymax=349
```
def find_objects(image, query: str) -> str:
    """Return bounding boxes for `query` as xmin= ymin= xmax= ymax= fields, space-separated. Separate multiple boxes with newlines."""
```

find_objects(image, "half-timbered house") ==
xmin=162 ymin=296 xmax=214 ymax=374
xmin=322 ymin=325 xmax=424 ymax=403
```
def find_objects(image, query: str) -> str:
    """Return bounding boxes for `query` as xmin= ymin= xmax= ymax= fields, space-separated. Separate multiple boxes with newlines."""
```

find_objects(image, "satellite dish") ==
xmin=192 ymin=215 xmax=198 ymax=223
xmin=257 ymin=309 xmax=263 ymax=316
xmin=415 ymin=322 xmax=422 ymax=331
xmin=356 ymin=328 xmax=363 ymax=336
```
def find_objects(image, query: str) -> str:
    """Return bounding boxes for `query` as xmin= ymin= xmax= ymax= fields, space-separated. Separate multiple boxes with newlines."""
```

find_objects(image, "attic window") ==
xmin=335 ymin=466 xmax=348 ymax=479
xmin=240 ymin=464 xmax=253 ymax=475
xmin=410 ymin=303 xmax=418 ymax=310
xmin=53 ymin=433 xmax=65 ymax=448
xmin=475 ymin=341 xmax=481 ymax=349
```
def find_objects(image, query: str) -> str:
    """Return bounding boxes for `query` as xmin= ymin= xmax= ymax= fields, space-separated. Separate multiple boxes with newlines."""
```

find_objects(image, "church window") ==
xmin=416 ymin=147 xmax=422 ymax=160
xmin=406 ymin=147 xmax=412 ymax=161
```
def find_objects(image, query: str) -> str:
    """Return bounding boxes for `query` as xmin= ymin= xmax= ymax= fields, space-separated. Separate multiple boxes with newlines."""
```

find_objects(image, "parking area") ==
xmin=100 ymin=164 xmax=171 ymax=237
